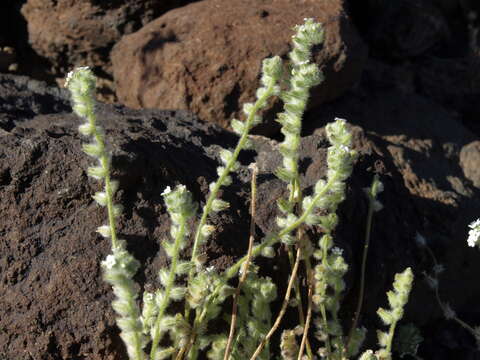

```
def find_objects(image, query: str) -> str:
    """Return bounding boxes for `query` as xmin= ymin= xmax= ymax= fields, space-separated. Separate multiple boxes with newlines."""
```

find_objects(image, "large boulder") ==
xmin=111 ymin=0 xmax=367 ymax=132
xmin=20 ymin=0 xmax=201 ymax=88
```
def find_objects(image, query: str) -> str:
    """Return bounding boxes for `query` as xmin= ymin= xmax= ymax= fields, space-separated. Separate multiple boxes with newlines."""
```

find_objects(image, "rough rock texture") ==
xmin=20 ymin=0 xmax=201 ymax=100
xmin=302 ymin=69 xmax=480 ymax=355
xmin=346 ymin=0 xmax=480 ymax=60
xmin=1 ymin=68 xmax=480 ymax=359
xmin=111 ymin=0 xmax=367 ymax=132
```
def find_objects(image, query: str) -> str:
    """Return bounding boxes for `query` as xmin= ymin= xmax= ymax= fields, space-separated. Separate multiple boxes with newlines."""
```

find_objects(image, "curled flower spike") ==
xmin=67 ymin=67 xmax=146 ymax=359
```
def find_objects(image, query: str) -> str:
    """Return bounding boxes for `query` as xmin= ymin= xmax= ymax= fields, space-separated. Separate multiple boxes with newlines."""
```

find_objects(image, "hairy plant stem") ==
xmin=424 ymin=245 xmax=479 ymax=341
xmin=223 ymin=165 xmax=258 ymax=360
xmin=225 ymin=172 xmax=340 ymax=279
xmin=298 ymin=274 xmax=313 ymax=360
xmin=85 ymin=107 xmax=120 ymax=251
xmin=150 ymin=218 xmax=187 ymax=359
xmin=183 ymin=165 xmax=341 ymax=359
xmin=346 ymin=188 xmax=375 ymax=353
xmin=184 ymin=290 xmax=222 ymax=360
xmin=185 ymin=81 xmax=276 ymax=320
xmin=249 ymin=247 xmax=302 ymax=360
xmin=287 ymin=177 xmax=314 ymax=360
xmin=319 ymin=255 xmax=333 ymax=359
xmin=386 ymin=322 xmax=397 ymax=356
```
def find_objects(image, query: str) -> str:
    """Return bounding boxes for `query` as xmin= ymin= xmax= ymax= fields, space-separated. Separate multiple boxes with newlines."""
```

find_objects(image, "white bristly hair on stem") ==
xmin=149 ymin=184 xmax=197 ymax=359
xmin=374 ymin=267 xmax=414 ymax=360
xmin=66 ymin=67 xmax=147 ymax=360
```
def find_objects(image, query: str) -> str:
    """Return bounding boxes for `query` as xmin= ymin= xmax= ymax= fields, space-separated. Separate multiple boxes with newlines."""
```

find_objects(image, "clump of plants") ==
xmin=66 ymin=18 xmax=413 ymax=360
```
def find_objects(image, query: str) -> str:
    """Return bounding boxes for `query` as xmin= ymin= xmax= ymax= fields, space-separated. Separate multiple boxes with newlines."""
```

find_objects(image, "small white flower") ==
xmin=331 ymin=247 xmax=344 ymax=256
xmin=103 ymin=254 xmax=116 ymax=269
xmin=65 ymin=71 xmax=75 ymax=88
xmin=467 ymin=219 xmax=480 ymax=248
xmin=177 ymin=184 xmax=186 ymax=192
xmin=470 ymin=219 xmax=480 ymax=228
xmin=65 ymin=66 xmax=90 ymax=88
xmin=161 ymin=186 xmax=172 ymax=196
xmin=205 ymin=265 xmax=216 ymax=274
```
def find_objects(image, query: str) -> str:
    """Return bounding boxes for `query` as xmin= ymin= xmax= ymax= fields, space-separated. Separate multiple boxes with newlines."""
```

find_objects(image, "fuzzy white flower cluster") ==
xmin=276 ymin=18 xmax=324 ymax=187
xmin=467 ymin=219 xmax=480 ymax=248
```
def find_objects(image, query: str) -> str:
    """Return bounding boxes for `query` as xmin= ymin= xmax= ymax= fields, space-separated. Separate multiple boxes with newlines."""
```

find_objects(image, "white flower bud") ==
xmin=159 ymin=269 xmax=170 ymax=287
xmin=92 ymin=191 xmax=107 ymax=206
xmin=73 ymin=103 xmax=90 ymax=118
xmin=161 ymin=186 xmax=172 ymax=196
xmin=219 ymin=149 xmax=233 ymax=165
xmin=256 ymin=87 xmax=268 ymax=100
xmin=243 ymin=102 xmax=254 ymax=116
xmin=261 ymin=246 xmax=275 ymax=258
xmin=113 ymin=204 xmax=123 ymax=218
xmin=102 ymin=254 xmax=116 ymax=269
xmin=110 ymin=180 xmax=119 ymax=194
xmin=212 ymin=199 xmax=229 ymax=212
xmin=96 ymin=225 xmax=111 ymax=238
xmin=82 ymin=142 xmax=103 ymax=158
xmin=216 ymin=166 xmax=225 ymax=177
xmin=176 ymin=261 xmax=192 ymax=275
xmin=87 ymin=165 xmax=107 ymax=179
xmin=223 ymin=175 xmax=232 ymax=186
xmin=209 ymin=182 xmax=216 ymax=193
xmin=231 ymin=118 xmax=245 ymax=135
xmin=78 ymin=123 xmax=94 ymax=136
xmin=261 ymin=56 xmax=283 ymax=80
xmin=170 ymin=287 xmax=187 ymax=301
xmin=201 ymin=224 xmax=215 ymax=237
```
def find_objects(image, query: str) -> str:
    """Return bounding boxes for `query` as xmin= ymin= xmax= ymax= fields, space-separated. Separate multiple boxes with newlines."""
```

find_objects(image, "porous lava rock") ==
xmin=346 ymin=0 xmax=480 ymax=60
xmin=0 ymin=73 xmax=479 ymax=359
xmin=20 ymin=0 xmax=202 ymax=79
xmin=111 ymin=0 xmax=367 ymax=132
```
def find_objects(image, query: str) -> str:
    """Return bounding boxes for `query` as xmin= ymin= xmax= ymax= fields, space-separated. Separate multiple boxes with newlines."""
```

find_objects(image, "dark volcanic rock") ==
xmin=346 ymin=0 xmax=480 ymax=60
xmin=111 ymin=0 xmax=367 ymax=133
xmin=20 ymin=0 xmax=202 ymax=100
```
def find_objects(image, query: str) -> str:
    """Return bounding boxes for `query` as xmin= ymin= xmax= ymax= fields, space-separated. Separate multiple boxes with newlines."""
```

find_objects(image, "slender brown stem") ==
xmin=297 ymin=271 xmax=313 ymax=360
xmin=249 ymin=247 xmax=302 ymax=360
xmin=346 ymin=183 xmax=375 ymax=353
xmin=424 ymin=244 xmax=480 ymax=342
xmin=224 ymin=164 xmax=258 ymax=360
xmin=175 ymin=346 xmax=186 ymax=360
xmin=288 ymin=179 xmax=313 ymax=359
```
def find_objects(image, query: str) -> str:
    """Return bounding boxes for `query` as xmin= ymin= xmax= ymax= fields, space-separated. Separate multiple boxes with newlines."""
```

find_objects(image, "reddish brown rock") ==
xmin=111 ymin=0 xmax=367 ymax=130
xmin=20 ymin=0 xmax=201 ymax=77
